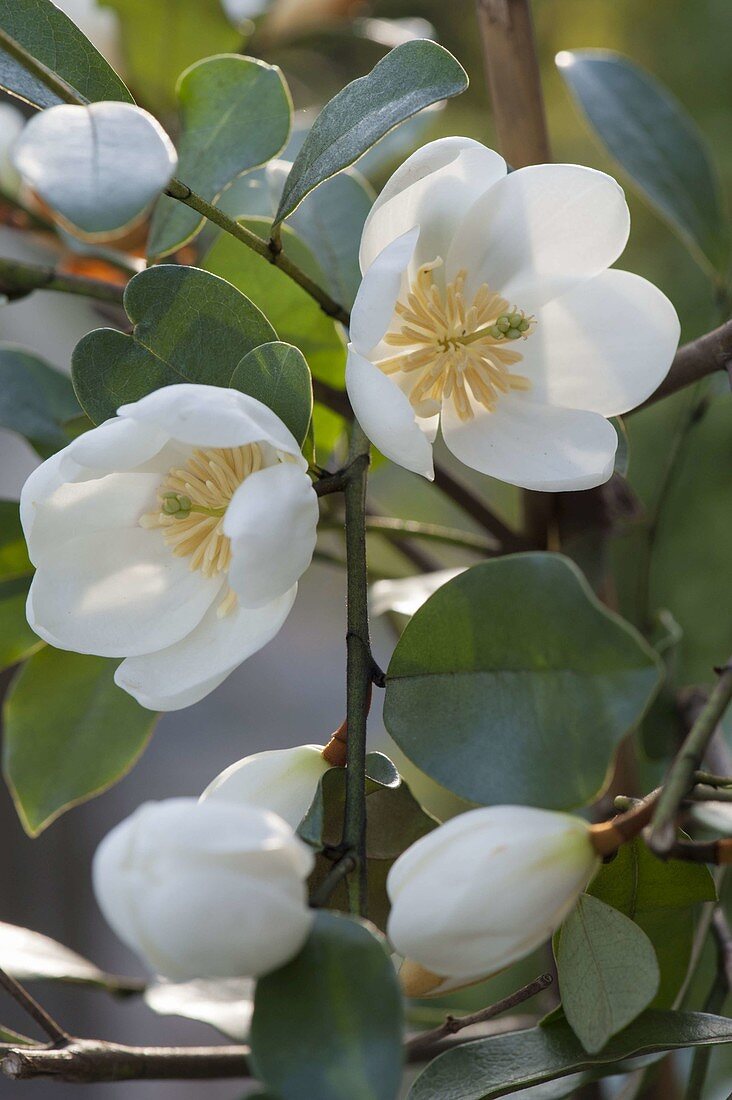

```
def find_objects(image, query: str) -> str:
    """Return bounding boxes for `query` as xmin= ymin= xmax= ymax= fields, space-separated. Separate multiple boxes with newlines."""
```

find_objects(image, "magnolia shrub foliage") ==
xmin=0 ymin=2 xmax=731 ymax=1098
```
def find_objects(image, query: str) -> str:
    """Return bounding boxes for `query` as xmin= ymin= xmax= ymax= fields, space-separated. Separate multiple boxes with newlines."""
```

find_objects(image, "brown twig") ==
xmin=404 ymin=973 xmax=552 ymax=1062
xmin=0 ymin=968 xmax=68 ymax=1045
xmin=2 ymin=1041 xmax=249 ymax=1082
xmin=0 ymin=255 xmax=125 ymax=306
xmin=636 ymin=319 xmax=732 ymax=411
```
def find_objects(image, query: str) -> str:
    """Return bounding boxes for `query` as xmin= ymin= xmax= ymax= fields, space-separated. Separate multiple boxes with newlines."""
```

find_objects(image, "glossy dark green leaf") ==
xmin=0 ymin=500 xmax=32 ymax=581
xmin=205 ymin=219 xmax=345 ymax=388
xmin=0 ymin=0 xmax=132 ymax=108
xmin=3 ymin=649 xmax=157 ymax=835
xmin=557 ymin=50 xmax=729 ymax=274
xmin=101 ymin=0 xmax=241 ymax=114
xmin=148 ymin=55 xmax=292 ymax=260
xmin=230 ymin=342 xmax=312 ymax=447
xmin=0 ymin=345 xmax=80 ymax=455
xmin=555 ymin=895 xmax=659 ymax=1053
xmin=274 ymin=40 xmax=468 ymax=224
xmin=0 ymin=578 xmax=42 ymax=672
xmin=384 ymin=554 xmax=662 ymax=809
xmin=72 ymin=265 xmax=275 ymax=424
xmin=408 ymin=1011 xmax=732 ymax=1100
xmin=251 ymin=912 xmax=403 ymax=1100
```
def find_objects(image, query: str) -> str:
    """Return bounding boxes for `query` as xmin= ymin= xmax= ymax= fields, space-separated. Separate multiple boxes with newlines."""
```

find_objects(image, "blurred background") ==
xmin=0 ymin=0 xmax=731 ymax=1096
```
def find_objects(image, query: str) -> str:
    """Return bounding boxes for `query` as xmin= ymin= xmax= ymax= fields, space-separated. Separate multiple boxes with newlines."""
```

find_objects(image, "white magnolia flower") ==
xmin=20 ymin=384 xmax=319 ymax=710
xmin=387 ymin=805 xmax=599 ymax=996
xmin=346 ymin=138 xmax=680 ymax=490
xmin=202 ymin=744 xmax=331 ymax=828
xmin=93 ymin=798 xmax=314 ymax=981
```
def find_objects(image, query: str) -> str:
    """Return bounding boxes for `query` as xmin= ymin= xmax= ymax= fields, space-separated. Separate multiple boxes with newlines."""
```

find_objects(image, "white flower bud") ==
xmin=93 ymin=798 xmax=315 ymax=981
xmin=386 ymin=805 xmax=599 ymax=994
xmin=201 ymin=745 xmax=331 ymax=828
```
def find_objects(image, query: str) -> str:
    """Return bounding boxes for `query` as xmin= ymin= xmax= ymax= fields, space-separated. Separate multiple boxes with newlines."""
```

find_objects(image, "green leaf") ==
xmin=148 ymin=55 xmax=292 ymax=260
xmin=72 ymin=265 xmax=275 ymax=424
xmin=586 ymin=835 xmax=715 ymax=1008
xmin=0 ymin=346 xmax=80 ymax=456
xmin=144 ymin=978 xmax=253 ymax=1040
xmin=230 ymin=342 xmax=312 ymax=447
xmin=648 ymin=394 xmax=732 ymax=684
xmin=3 ymin=649 xmax=157 ymax=836
xmin=0 ymin=1025 xmax=36 ymax=1047
xmin=0 ymin=920 xmax=109 ymax=985
xmin=0 ymin=500 xmax=32 ymax=580
xmin=204 ymin=219 xmax=345 ymax=389
xmin=274 ymin=40 xmax=468 ymax=225
xmin=556 ymin=50 xmax=729 ymax=275
xmin=555 ymin=895 xmax=659 ymax=1053
xmin=251 ymin=911 xmax=403 ymax=1100
xmin=384 ymin=554 xmax=662 ymax=810
xmin=0 ymin=578 xmax=43 ymax=672
xmin=0 ymin=0 xmax=132 ymax=108
xmin=100 ymin=0 xmax=241 ymax=115
xmin=407 ymin=1011 xmax=732 ymax=1100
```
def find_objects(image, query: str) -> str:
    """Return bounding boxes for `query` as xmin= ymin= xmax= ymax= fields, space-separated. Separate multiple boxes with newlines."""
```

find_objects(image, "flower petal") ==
xmin=441 ymin=394 xmax=617 ymax=491
xmin=346 ymin=347 xmax=434 ymax=479
xmin=119 ymin=384 xmax=304 ymax=459
xmin=521 ymin=268 xmax=680 ymax=416
xmin=447 ymin=163 xmax=630 ymax=313
xmin=28 ymin=528 xmax=222 ymax=657
xmin=23 ymin=471 xmax=161 ymax=568
xmin=225 ymin=463 xmax=318 ymax=609
xmin=350 ymin=226 xmax=419 ymax=356
xmin=59 ymin=416 xmax=170 ymax=480
xmin=360 ymin=138 xmax=506 ymax=272
xmin=115 ymin=586 xmax=297 ymax=710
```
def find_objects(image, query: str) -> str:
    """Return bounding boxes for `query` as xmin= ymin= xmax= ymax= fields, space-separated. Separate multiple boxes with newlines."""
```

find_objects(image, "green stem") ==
xmin=0 ymin=27 xmax=87 ymax=106
xmin=164 ymin=179 xmax=350 ymax=327
xmin=341 ymin=425 xmax=372 ymax=916
xmin=0 ymin=255 xmax=125 ymax=305
xmin=685 ymin=908 xmax=732 ymax=1100
xmin=650 ymin=657 xmax=732 ymax=854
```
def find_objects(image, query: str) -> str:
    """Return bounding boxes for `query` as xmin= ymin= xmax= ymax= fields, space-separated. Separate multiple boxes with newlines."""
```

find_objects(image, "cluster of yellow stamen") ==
xmin=376 ymin=260 xmax=535 ymax=421
xmin=141 ymin=444 xmax=264 ymax=617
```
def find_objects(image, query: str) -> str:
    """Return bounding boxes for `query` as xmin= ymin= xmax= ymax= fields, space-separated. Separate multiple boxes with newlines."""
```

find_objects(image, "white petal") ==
xmin=119 ymin=384 xmax=303 ymax=459
xmin=441 ymin=395 xmax=617 ymax=491
xmin=225 ymin=463 xmax=318 ymax=608
xmin=360 ymin=138 xmax=507 ymax=272
xmin=59 ymin=416 xmax=169 ymax=479
xmin=350 ymin=227 xmax=419 ymax=356
xmin=522 ymin=268 xmax=681 ymax=416
xmin=114 ymin=586 xmax=297 ymax=711
xmin=346 ymin=347 xmax=434 ymax=479
xmin=28 ymin=528 xmax=222 ymax=658
xmin=447 ymin=163 xmax=630 ymax=312
xmin=11 ymin=102 xmax=177 ymax=237
xmin=23 ymin=471 xmax=161 ymax=568
xmin=20 ymin=450 xmax=70 ymax=547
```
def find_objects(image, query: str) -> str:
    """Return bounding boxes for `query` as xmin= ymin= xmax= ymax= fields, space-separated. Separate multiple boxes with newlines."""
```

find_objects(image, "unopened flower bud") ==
xmin=201 ymin=745 xmax=331 ymax=828
xmin=387 ymin=805 xmax=599 ymax=995
xmin=93 ymin=798 xmax=314 ymax=981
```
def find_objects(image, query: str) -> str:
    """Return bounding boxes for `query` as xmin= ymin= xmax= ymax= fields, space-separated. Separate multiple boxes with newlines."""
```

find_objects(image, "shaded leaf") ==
xmin=0 ymin=920 xmax=108 ymax=985
xmin=72 ymin=265 xmax=275 ymax=424
xmin=557 ymin=50 xmax=729 ymax=275
xmin=555 ymin=895 xmax=659 ymax=1053
xmin=274 ymin=40 xmax=468 ymax=224
xmin=0 ymin=0 xmax=132 ymax=109
xmin=149 ymin=54 xmax=292 ymax=260
xmin=251 ymin=911 xmax=403 ymax=1100
xmin=12 ymin=102 xmax=177 ymax=237
xmin=0 ymin=346 xmax=80 ymax=456
xmin=230 ymin=342 xmax=312 ymax=447
xmin=384 ymin=555 xmax=662 ymax=809
xmin=3 ymin=649 xmax=157 ymax=835
xmin=0 ymin=578 xmax=43 ymax=672
xmin=408 ymin=1011 xmax=732 ymax=1100
xmin=204 ymin=219 xmax=345 ymax=388
xmin=0 ymin=500 xmax=32 ymax=580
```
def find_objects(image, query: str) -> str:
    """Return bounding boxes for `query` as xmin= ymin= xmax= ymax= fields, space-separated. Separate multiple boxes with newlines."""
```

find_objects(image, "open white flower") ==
xmin=202 ymin=744 xmax=331 ymax=828
xmin=387 ymin=805 xmax=599 ymax=996
xmin=346 ymin=138 xmax=680 ymax=490
xmin=93 ymin=798 xmax=314 ymax=980
xmin=20 ymin=384 xmax=319 ymax=710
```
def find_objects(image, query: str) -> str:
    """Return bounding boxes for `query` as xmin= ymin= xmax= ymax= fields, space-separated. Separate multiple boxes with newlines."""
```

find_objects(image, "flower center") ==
xmin=140 ymin=444 xmax=263 ymax=617
xmin=375 ymin=259 xmax=535 ymax=421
